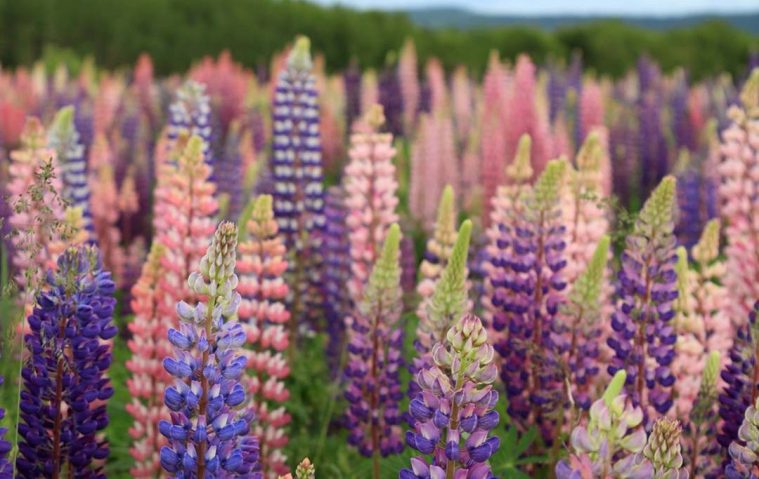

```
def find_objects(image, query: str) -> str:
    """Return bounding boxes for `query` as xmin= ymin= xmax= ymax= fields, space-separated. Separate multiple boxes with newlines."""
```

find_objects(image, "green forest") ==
xmin=0 ymin=0 xmax=756 ymax=79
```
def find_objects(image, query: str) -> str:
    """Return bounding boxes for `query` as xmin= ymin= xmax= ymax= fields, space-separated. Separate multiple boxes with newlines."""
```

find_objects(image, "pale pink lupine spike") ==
xmin=88 ymin=133 xmax=126 ymax=285
xmin=717 ymin=69 xmax=759 ymax=325
xmin=426 ymin=58 xmax=448 ymax=114
xmin=451 ymin=65 xmax=473 ymax=145
xmin=398 ymin=38 xmax=420 ymax=132
xmin=344 ymin=104 xmax=400 ymax=304
xmin=579 ymin=78 xmax=604 ymax=141
xmin=360 ymin=69 xmax=379 ymax=122
xmin=125 ymin=242 xmax=172 ymax=478
xmin=238 ymin=194 xmax=292 ymax=479
xmin=479 ymin=51 xmax=508 ymax=226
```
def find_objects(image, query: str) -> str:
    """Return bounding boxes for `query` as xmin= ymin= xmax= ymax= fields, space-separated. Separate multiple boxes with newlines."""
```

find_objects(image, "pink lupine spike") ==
xmin=88 ymin=133 xmax=126 ymax=284
xmin=189 ymin=50 xmax=249 ymax=130
xmin=426 ymin=58 xmax=448 ymax=114
xmin=360 ymin=70 xmax=379 ymax=126
xmin=452 ymin=66 xmax=473 ymax=145
xmin=344 ymin=105 xmax=400 ymax=303
xmin=398 ymin=38 xmax=420 ymax=132
xmin=579 ymin=79 xmax=604 ymax=141
xmin=717 ymin=69 xmax=759 ymax=325
xmin=238 ymin=194 xmax=292 ymax=479
xmin=506 ymin=54 xmax=549 ymax=177
xmin=126 ymin=243 xmax=172 ymax=479
xmin=93 ymin=74 xmax=125 ymax=135
xmin=479 ymin=51 xmax=508 ymax=226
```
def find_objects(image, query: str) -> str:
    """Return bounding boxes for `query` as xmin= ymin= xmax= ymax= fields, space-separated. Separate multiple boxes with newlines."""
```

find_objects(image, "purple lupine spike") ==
xmin=403 ymin=314 xmax=500 ymax=479
xmin=487 ymin=159 xmax=568 ymax=437
xmin=379 ymin=68 xmax=403 ymax=137
xmin=675 ymin=164 xmax=718 ymax=250
xmin=344 ymin=62 xmax=362 ymax=130
xmin=0 ymin=376 xmax=10 ymax=479
xmin=607 ymin=176 xmax=679 ymax=423
xmin=609 ymin=101 xmax=637 ymax=210
xmin=547 ymin=64 xmax=567 ymax=125
xmin=15 ymin=246 xmax=117 ymax=479
xmin=638 ymin=89 xmax=669 ymax=200
xmin=718 ymin=302 xmax=759 ymax=454
xmin=671 ymin=73 xmax=697 ymax=152
xmin=322 ymin=187 xmax=352 ymax=378
xmin=216 ymin=126 xmax=245 ymax=220
xmin=166 ymin=80 xmax=213 ymax=166
xmin=160 ymin=222 xmax=262 ymax=479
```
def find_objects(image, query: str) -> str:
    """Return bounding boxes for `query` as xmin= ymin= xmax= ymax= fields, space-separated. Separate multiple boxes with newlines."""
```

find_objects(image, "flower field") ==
xmin=0 ymin=33 xmax=757 ymax=478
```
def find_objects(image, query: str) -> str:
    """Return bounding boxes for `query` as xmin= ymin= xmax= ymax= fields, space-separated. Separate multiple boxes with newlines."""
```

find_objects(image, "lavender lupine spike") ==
xmin=490 ymin=159 xmax=568 ymax=433
xmin=402 ymin=314 xmax=500 ymax=479
xmin=47 ymin=106 xmax=94 ymax=237
xmin=607 ymin=176 xmax=679 ymax=421
xmin=160 ymin=222 xmax=262 ymax=478
xmin=727 ymin=398 xmax=759 ymax=478
xmin=0 ymin=376 xmax=11 ymax=479
xmin=556 ymin=371 xmax=650 ymax=479
xmin=16 ymin=246 xmax=117 ymax=479
xmin=167 ymin=80 xmax=213 ymax=165
xmin=344 ymin=224 xmax=404 ymax=471
xmin=271 ymin=36 xmax=326 ymax=333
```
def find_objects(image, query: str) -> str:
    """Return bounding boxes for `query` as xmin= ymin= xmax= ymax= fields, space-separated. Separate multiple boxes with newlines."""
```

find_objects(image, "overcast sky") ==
xmin=310 ymin=0 xmax=759 ymax=16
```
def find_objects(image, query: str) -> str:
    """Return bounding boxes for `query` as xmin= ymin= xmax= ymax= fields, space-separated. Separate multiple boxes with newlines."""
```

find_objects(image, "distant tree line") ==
xmin=0 ymin=0 xmax=756 ymax=79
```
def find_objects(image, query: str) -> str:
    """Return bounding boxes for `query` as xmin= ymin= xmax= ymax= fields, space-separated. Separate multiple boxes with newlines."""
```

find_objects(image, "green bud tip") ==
xmin=436 ymin=185 xmax=455 ymax=228
xmin=603 ymin=370 xmax=627 ymax=408
xmin=693 ymin=219 xmax=720 ymax=264
xmin=506 ymin=134 xmax=533 ymax=182
xmin=638 ymin=175 xmax=677 ymax=229
xmin=289 ymin=36 xmax=312 ymax=71
xmin=50 ymin=106 xmax=75 ymax=138
xmin=364 ymin=104 xmax=385 ymax=130
xmin=253 ymin=194 xmax=274 ymax=220
xmin=380 ymin=223 xmax=401 ymax=262
xmin=703 ymin=350 xmax=720 ymax=390
xmin=533 ymin=158 xmax=567 ymax=207
xmin=740 ymin=68 xmax=759 ymax=112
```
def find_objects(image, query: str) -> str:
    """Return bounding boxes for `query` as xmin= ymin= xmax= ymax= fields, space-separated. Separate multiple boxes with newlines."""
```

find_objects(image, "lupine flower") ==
xmin=402 ymin=313 xmax=500 ymax=479
xmin=638 ymin=88 xmax=669 ymax=202
xmin=452 ymin=66 xmax=473 ymax=145
xmin=344 ymin=104 xmax=399 ymax=304
xmin=47 ymin=105 xmax=94 ymax=237
xmin=154 ymin=135 xmax=217 ymax=309
xmin=344 ymin=224 xmax=404 ymax=463
xmin=277 ymin=458 xmax=315 ymax=479
xmin=726 ymin=397 xmax=759 ymax=478
xmin=160 ymin=222 xmax=262 ymax=478
xmin=271 ymin=36 xmax=326 ymax=333
xmin=718 ymin=68 xmax=759 ymax=325
xmin=488 ymin=159 xmax=568 ymax=433
xmin=681 ymin=351 xmax=721 ymax=477
xmin=672 ymin=220 xmax=731 ymax=416
xmin=507 ymin=55 xmax=549 ymax=176
xmin=166 ymin=80 xmax=213 ymax=165
xmin=675 ymin=150 xmax=718 ymax=251
xmin=126 ymin=243 xmax=173 ymax=478
xmin=398 ymin=39 xmax=420 ymax=133
xmin=607 ymin=176 xmax=679 ymax=421
xmin=215 ymin=126 xmax=245 ymax=220
xmin=579 ymin=80 xmax=605 ymax=143
xmin=361 ymin=70 xmax=379 ymax=118
xmin=189 ymin=51 xmax=248 ymax=134
xmin=643 ymin=418 xmax=689 ymax=478
xmin=556 ymin=371 xmax=649 ymax=479
xmin=479 ymin=52 xmax=508 ymax=225
xmin=237 ymin=195 xmax=291 ymax=478
xmin=554 ymin=235 xmax=610 ymax=412
xmin=416 ymin=185 xmax=457 ymax=322
xmin=0 ymin=376 xmax=11 ymax=479
xmin=344 ymin=62 xmax=362 ymax=129
xmin=719 ymin=303 xmax=759 ymax=452
xmin=16 ymin=246 xmax=117 ymax=478
xmin=378 ymin=67 xmax=403 ymax=137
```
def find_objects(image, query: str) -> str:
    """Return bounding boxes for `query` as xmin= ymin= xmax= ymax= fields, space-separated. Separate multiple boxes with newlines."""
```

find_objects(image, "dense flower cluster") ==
xmin=237 ymin=195 xmax=292 ymax=478
xmin=402 ymin=314 xmax=500 ymax=479
xmin=0 ymin=376 xmax=12 ymax=479
xmin=344 ymin=224 xmax=405 ymax=459
xmin=160 ymin=222 xmax=261 ymax=478
xmin=17 ymin=246 xmax=117 ymax=478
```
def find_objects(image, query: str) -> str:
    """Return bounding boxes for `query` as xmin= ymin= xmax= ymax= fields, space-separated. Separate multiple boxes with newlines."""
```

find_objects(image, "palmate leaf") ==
xmin=491 ymin=426 xmax=548 ymax=478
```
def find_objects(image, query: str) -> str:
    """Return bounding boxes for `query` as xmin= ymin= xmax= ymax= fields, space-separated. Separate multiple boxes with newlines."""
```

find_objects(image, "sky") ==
xmin=310 ymin=0 xmax=759 ymax=16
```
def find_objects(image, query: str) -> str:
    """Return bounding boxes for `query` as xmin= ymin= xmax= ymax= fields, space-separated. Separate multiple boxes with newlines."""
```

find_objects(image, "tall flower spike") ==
xmin=489 ymin=159 xmax=568 ymax=436
xmin=644 ymin=418 xmax=689 ymax=478
xmin=271 ymin=35 xmax=326 ymax=335
xmin=160 ymin=222 xmax=262 ymax=478
xmin=47 ymin=106 xmax=94 ymax=237
xmin=344 ymin=104 xmax=399 ymax=304
xmin=727 ymin=397 xmax=759 ymax=478
xmin=402 ymin=314 xmax=500 ymax=479
xmin=344 ymin=224 xmax=404 ymax=468
xmin=683 ymin=351 xmax=721 ymax=477
xmin=553 ymin=235 xmax=610 ymax=412
xmin=556 ymin=371 xmax=650 ymax=479
xmin=126 ymin=243 xmax=173 ymax=478
xmin=16 ymin=247 xmax=117 ymax=479
xmin=398 ymin=39 xmax=420 ymax=132
xmin=166 ymin=80 xmax=213 ymax=165
xmin=607 ymin=176 xmax=679 ymax=421
xmin=718 ymin=68 xmax=759 ymax=326
xmin=416 ymin=185 xmax=458 ymax=322
xmin=237 ymin=195 xmax=292 ymax=478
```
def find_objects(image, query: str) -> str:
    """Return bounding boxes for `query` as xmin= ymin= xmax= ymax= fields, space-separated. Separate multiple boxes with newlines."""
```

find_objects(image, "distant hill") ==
xmin=405 ymin=7 xmax=759 ymax=35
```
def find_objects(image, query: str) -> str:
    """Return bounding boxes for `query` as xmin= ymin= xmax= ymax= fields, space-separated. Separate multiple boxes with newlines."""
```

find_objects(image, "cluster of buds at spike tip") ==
xmin=681 ymin=351 xmax=721 ymax=477
xmin=487 ymin=158 xmax=568 ymax=434
xmin=556 ymin=371 xmax=649 ymax=479
xmin=717 ymin=68 xmax=759 ymax=327
xmin=16 ymin=246 xmax=117 ymax=478
xmin=343 ymin=224 xmax=405 ymax=459
xmin=402 ymin=314 xmax=500 ymax=479
xmin=344 ymin=103 xmax=399 ymax=304
xmin=727 ymin=397 xmax=759 ymax=478
xmin=159 ymin=222 xmax=262 ymax=478
xmin=607 ymin=176 xmax=679 ymax=421
xmin=643 ymin=418 xmax=689 ymax=478
xmin=126 ymin=243 xmax=173 ymax=478
xmin=416 ymin=186 xmax=458 ymax=323
xmin=237 ymin=195 xmax=292 ymax=478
